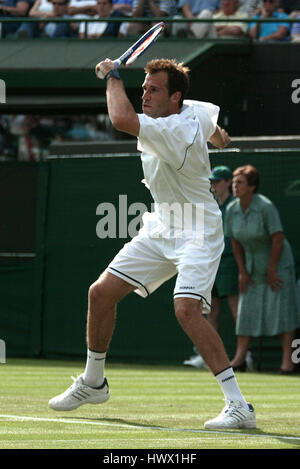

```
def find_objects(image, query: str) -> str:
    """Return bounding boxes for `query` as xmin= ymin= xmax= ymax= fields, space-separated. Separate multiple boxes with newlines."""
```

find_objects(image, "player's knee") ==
xmin=174 ymin=299 xmax=201 ymax=328
xmin=88 ymin=277 xmax=107 ymax=306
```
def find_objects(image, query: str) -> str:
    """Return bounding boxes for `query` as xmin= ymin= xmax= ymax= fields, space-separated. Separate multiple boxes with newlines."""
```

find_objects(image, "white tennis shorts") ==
xmin=107 ymin=214 xmax=224 ymax=313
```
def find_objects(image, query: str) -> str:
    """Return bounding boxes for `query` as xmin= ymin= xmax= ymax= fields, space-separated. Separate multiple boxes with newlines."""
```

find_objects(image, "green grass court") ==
xmin=1 ymin=359 xmax=300 ymax=450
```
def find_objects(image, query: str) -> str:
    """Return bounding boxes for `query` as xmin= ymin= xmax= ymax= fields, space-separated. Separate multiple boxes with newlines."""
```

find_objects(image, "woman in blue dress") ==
xmin=225 ymin=165 xmax=300 ymax=373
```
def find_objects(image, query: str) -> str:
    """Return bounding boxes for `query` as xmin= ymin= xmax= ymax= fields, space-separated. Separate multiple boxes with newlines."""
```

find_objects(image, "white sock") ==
xmin=215 ymin=367 xmax=248 ymax=410
xmin=83 ymin=349 xmax=106 ymax=388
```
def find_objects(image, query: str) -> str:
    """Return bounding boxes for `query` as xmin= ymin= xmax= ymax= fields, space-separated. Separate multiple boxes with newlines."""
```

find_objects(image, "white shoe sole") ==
xmin=49 ymin=394 xmax=110 ymax=412
xmin=204 ymin=420 xmax=256 ymax=430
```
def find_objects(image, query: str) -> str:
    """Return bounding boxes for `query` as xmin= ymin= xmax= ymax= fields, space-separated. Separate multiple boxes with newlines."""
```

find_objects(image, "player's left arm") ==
xmin=209 ymin=125 xmax=231 ymax=149
xmin=96 ymin=59 xmax=140 ymax=137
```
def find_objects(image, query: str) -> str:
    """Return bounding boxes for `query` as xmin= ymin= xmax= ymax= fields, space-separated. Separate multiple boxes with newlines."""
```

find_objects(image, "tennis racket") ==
xmin=97 ymin=21 xmax=165 ymax=79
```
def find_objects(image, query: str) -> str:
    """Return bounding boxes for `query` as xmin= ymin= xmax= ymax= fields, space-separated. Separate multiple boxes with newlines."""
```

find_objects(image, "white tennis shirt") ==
xmin=137 ymin=99 xmax=223 ymax=238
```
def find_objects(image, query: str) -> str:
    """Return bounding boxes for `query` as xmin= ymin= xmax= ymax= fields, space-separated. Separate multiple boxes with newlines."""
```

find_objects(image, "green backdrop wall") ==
xmin=1 ymin=150 xmax=300 ymax=369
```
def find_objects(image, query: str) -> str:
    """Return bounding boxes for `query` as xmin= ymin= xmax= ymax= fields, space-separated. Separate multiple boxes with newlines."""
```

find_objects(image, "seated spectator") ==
xmin=43 ymin=0 xmax=79 ymax=37
xmin=0 ymin=0 xmax=31 ymax=37
xmin=125 ymin=0 xmax=177 ymax=36
xmin=290 ymin=12 xmax=300 ymax=39
xmin=17 ymin=0 xmax=54 ymax=37
xmin=18 ymin=0 xmax=97 ymax=37
xmin=249 ymin=0 xmax=290 ymax=41
xmin=78 ymin=0 xmax=125 ymax=37
xmin=190 ymin=0 xmax=249 ymax=38
xmin=211 ymin=0 xmax=249 ymax=37
xmin=29 ymin=0 xmax=54 ymax=18
xmin=172 ymin=0 xmax=220 ymax=38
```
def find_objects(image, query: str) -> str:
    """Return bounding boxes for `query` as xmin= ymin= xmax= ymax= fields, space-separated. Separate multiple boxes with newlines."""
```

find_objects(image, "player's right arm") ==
xmin=96 ymin=59 xmax=140 ymax=137
xmin=209 ymin=125 xmax=231 ymax=149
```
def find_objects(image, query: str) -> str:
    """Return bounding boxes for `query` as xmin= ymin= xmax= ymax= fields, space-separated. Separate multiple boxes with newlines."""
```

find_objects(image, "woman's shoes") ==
xmin=232 ymin=361 xmax=247 ymax=372
xmin=278 ymin=367 xmax=295 ymax=375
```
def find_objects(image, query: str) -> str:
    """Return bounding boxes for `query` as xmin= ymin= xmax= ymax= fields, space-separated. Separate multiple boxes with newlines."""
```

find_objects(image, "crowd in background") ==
xmin=0 ymin=0 xmax=300 ymax=41
xmin=0 ymin=114 xmax=112 ymax=160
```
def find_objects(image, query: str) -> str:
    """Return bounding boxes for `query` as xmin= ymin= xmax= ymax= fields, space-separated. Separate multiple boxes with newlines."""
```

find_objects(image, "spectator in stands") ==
xmin=290 ymin=12 xmax=300 ymax=39
xmin=18 ymin=0 xmax=98 ymax=37
xmin=17 ymin=0 xmax=54 ymax=37
xmin=225 ymin=165 xmax=300 ymax=374
xmin=18 ymin=0 xmax=78 ymax=38
xmin=249 ymin=0 xmax=290 ymax=41
xmin=29 ymin=0 xmax=54 ymax=18
xmin=0 ymin=0 xmax=31 ymax=37
xmin=172 ymin=0 xmax=220 ymax=38
xmin=40 ymin=0 xmax=79 ymax=37
xmin=212 ymin=0 xmax=249 ymax=37
xmin=125 ymin=0 xmax=177 ymax=36
xmin=78 ymin=0 xmax=125 ymax=38
xmin=188 ymin=0 xmax=249 ymax=38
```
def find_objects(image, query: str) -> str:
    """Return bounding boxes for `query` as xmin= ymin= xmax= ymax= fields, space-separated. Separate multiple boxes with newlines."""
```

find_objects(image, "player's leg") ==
xmin=87 ymin=271 xmax=135 ymax=353
xmin=175 ymin=297 xmax=230 ymax=374
xmin=174 ymin=297 xmax=256 ymax=429
xmin=49 ymin=272 xmax=135 ymax=411
xmin=82 ymin=271 xmax=136 ymax=388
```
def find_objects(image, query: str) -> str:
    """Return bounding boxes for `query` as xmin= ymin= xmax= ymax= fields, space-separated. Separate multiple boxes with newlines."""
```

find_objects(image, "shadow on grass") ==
xmin=64 ymin=416 xmax=300 ymax=446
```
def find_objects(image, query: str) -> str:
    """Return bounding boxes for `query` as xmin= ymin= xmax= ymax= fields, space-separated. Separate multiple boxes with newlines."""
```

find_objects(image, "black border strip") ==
xmin=108 ymin=267 xmax=150 ymax=297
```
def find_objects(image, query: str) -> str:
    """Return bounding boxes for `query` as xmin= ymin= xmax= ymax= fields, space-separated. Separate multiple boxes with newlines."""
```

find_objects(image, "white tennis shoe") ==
xmin=183 ymin=354 xmax=208 ymax=369
xmin=49 ymin=374 xmax=110 ymax=411
xmin=204 ymin=400 xmax=256 ymax=429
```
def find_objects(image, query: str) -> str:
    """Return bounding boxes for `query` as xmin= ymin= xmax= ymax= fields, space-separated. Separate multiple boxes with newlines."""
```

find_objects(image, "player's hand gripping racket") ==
xmin=97 ymin=21 xmax=165 ymax=79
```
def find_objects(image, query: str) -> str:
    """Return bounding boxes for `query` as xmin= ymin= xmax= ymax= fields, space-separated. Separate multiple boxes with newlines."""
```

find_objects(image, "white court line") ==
xmin=0 ymin=414 xmax=300 ymax=442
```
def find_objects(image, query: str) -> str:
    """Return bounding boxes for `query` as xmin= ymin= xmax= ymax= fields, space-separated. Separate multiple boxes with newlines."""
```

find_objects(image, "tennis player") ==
xmin=49 ymin=58 xmax=256 ymax=429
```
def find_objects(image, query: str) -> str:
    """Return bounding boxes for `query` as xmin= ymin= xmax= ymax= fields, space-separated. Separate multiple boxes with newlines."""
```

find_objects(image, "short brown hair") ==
xmin=144 ymin=59 xmax=190 ymax=107
xmin=233 ymin=165 xmax=260 ymax=193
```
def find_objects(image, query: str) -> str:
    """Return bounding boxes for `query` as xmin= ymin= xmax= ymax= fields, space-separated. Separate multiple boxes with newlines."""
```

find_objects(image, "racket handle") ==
xmin=97 ymin=59 xmax=122 ymax=80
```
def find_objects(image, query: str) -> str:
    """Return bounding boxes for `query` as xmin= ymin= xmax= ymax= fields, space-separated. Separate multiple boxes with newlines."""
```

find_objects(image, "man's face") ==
xmin=52 ymin=0 xmax=69 ymax=15
xmin=262 ymin=0 xmax=277 ymax=16
xmin=142 ymin=71 xmax=175 ymax=118
xmin=210 ymin=179 xmax=231 ymax=199
xmin=97 ymin=0 xmax=112 ymax=16
xmin=221 ymin=0 xmax=238 ymax=15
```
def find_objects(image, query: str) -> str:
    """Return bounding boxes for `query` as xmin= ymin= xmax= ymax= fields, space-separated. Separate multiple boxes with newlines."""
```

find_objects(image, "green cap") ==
xmin=210 ymin=166 xmax=232 ymax=181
